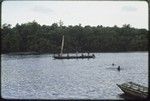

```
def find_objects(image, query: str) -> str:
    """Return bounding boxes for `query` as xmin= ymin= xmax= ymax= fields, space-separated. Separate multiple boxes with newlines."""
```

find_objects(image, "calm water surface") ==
xmin=1 ymin=52 xmax=148 ymax=99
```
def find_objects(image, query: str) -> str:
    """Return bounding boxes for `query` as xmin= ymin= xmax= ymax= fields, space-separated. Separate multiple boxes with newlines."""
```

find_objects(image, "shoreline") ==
xmin=1 ymin=51 xmax=148 ymax=55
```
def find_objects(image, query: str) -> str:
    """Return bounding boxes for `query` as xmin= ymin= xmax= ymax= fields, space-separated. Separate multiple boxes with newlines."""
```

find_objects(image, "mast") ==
xmin=60 ymin=35 xmax=64 ymax=56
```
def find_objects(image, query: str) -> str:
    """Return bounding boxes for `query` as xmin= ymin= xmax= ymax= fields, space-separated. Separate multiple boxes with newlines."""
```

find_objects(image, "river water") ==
xmin=1 ymin=52 xmax=148 ymax=99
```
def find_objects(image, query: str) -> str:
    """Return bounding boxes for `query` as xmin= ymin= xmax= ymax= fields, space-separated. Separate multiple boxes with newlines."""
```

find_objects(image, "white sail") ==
xmin=60 ymin=35 xmax=64 ymax=56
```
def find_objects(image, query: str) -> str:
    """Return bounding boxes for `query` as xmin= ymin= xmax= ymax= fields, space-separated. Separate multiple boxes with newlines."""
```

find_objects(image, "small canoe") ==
xmin=117 ymin=82 xmax=148 ymax=99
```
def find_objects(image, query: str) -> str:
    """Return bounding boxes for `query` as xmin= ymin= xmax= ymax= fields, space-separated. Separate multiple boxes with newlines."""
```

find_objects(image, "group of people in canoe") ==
xmin=55 ymin=52 xmax=95 ymax=58
xmin=54 ymin=52 xmax=95 ymax=59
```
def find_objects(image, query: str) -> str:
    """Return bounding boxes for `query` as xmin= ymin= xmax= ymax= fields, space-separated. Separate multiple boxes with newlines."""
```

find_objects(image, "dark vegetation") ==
xmin=1 ymin=21 xmax=148 ymax=54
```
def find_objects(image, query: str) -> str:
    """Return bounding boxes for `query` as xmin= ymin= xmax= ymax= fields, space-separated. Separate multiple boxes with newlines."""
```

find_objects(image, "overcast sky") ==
xmin=2 ymin=1 xmax=148 ymax=29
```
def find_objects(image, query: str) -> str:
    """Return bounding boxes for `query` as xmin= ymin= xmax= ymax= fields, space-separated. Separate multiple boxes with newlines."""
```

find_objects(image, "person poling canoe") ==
xmin=117 ymin=66 xmax=120 ymax=71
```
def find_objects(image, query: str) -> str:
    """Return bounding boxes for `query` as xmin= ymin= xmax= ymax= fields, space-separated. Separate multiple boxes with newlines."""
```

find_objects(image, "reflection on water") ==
xmin=118 ymin=93 xmax=146 ymax=100
xmin=1 ymin=52 xmax=148 ymax=99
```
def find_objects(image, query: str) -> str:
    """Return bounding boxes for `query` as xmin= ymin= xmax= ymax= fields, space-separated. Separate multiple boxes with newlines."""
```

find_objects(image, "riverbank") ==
xmin=3 ymin=52 xmax=41 ymax=55
xmin=1 ymin=51 xmax=148 ymax=55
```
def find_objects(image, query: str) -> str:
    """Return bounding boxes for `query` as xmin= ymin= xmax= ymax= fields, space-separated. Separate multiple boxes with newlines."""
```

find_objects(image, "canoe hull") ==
xmin=53 ymin=55 xmax=95 ymax=59
xmin=117 ymin=83 xmax=148 ymax=99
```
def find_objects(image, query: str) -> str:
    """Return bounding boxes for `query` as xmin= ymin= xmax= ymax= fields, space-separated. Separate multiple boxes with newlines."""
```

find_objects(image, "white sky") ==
xmin=2 ymin=1 xmax=148 ymax=29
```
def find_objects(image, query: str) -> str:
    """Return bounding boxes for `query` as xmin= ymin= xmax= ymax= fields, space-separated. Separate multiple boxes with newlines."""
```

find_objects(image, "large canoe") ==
xmin=53 ymin=55 xmax=95 ymax=59
xmin=53 ymin=35 xmax=95 ymax=59
xmin=117 ymin=82 xmax=148 ymax=99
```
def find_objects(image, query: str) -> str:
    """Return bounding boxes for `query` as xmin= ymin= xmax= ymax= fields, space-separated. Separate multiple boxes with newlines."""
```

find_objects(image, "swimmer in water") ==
xmin=112 ymin=63 xmax=115 ymax=66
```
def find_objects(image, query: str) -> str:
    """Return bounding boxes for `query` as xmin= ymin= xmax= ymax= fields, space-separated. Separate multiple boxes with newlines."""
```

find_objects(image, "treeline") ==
xmin=1 ymin=21 xmax=148 ymax=53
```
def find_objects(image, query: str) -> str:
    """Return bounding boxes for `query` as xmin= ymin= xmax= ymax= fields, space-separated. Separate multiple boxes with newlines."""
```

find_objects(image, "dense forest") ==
xmin=1 ymin=21 xmax=148 ymax=54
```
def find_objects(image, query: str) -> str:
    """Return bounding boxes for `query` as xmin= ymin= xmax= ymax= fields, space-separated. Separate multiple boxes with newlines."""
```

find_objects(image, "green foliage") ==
xmin=1 ymin=21 xmax=148 ymax=53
